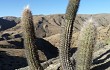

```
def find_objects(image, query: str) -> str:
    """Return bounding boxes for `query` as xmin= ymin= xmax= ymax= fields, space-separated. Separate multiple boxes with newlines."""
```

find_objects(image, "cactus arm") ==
xmin=76 ymin=19 xmax=96 ymax=70
xmin=21 ymin=6 xmax=43 ymax=70
xmin=59 ymin=0 xmax=80 ymax=70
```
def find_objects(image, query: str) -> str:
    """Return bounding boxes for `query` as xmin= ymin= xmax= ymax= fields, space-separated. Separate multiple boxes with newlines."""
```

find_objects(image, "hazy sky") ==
xmin=0 ymin=0 xmax=110 ymax=17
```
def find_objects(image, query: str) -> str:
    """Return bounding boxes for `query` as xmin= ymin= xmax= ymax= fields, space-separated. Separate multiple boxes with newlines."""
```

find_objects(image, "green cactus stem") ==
xmin=21 ymin=6 xmax=43 ymax=70
xmin=76 ymin=18 xmax=97 ymax=70
xmin=59 ymin=0 xmax=80 ymax=70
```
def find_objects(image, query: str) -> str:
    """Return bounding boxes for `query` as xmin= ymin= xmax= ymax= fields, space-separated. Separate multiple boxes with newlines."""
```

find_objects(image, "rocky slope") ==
xmin=1 ymin=14 xmax=110 ymax=38
xmin=15 ymin=44 xmax=110 ymax=70
xmin=44 ymin=25 xmax=110 ymax=49
xmin=0 ymin=14 xmax=110 ymax=70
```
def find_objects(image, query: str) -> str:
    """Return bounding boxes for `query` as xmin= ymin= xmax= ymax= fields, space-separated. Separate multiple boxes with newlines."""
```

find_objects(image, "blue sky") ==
xmin=0 ymin=0 xmax=110 ymax=17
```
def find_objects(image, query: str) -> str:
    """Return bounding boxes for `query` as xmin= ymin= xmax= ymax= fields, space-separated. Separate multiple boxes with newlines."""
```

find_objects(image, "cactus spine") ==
xmin=59 ymin=0 xmax=80 ymax=70
xmin=76 ymin=18 xmax=96 ymax=70
xmin=21 ymin=6 xmax=43 ymax=70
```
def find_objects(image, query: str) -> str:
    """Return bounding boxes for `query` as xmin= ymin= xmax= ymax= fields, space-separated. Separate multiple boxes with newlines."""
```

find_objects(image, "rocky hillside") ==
xmin=0 ymin=14 xmax=110 ymax=70
xmin=1 ymin=14 xmax=110 ymax=38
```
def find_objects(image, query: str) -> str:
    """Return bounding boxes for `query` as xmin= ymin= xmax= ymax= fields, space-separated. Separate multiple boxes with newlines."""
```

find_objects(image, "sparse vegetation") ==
xmin=0 ymin=0 xmax=110 ymax=70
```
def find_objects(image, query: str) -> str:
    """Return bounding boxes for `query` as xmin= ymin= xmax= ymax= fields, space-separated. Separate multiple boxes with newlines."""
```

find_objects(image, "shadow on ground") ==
xmin=0 ymin=51 xmax=28 ymax=70
xmin=0 ymin=18 xmax=17 ymax=31
xmin=0 ymin=37 xmax=58 ymax=59
xmin=91 ymin=49 xmax=110 ymax=70
xmin=36 ymin=38 xmax=58 ymax=59
xmin=7 ymin=38 xmax=24 ymax=49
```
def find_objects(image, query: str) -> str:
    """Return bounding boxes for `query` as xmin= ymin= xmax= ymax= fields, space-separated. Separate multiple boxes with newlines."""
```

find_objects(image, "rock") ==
xmin=38 ymin=50 xmax=47 ymax=62
xmin=15 ymin=66 xmax=29 ymax=70
xmin=45 ymin=63 xmax=60 ymax=70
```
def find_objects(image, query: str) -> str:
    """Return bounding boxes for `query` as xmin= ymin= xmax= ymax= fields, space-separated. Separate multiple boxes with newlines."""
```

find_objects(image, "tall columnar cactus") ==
xmin=76 ymin=18 xmax=97 ymax=70
xmin=59 ymin=0 xmax=80 ymax=70
xmin=21 ymin=6 xmax=43 ymax=70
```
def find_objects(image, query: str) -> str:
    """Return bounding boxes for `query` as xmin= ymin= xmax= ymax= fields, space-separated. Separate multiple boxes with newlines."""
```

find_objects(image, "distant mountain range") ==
xmin=0 ymin=14 xmax=110 ymax=37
